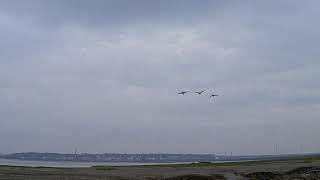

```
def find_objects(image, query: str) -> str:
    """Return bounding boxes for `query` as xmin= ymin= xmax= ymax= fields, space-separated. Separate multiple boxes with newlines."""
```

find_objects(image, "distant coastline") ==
xmin=1 ymin=152 xmax=319 ymax=164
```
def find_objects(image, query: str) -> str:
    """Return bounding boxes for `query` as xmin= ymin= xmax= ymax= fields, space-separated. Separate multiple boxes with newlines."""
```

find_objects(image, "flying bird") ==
xmin=178 ymin=91 xmax=189 ymax=95
xmin=195 ymin=90 xmax=205 ymax=95
xmin=209 ymin=94 xmax=219 ymax=98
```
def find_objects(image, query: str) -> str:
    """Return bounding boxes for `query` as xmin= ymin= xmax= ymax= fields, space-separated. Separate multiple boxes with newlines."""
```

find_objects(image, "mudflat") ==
xmin=0 ymin=158 xmax=320 ymax=179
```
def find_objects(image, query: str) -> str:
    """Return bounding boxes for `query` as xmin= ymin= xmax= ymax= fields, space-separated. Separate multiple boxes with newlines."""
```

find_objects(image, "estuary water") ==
xmin=0 ymin=158 xmax=255 ymax=168
xmin=0 ymin=158 xmax=176 ymax=168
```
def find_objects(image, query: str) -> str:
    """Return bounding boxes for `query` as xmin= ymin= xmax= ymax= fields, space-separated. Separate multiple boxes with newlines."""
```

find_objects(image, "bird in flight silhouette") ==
xmin=195 ymin=90 xmax=205 ymax=95
xmin=178 ymin=91 xmax=189 ymax=95
xmin=209 ymin=94 xmax=219 ymax=98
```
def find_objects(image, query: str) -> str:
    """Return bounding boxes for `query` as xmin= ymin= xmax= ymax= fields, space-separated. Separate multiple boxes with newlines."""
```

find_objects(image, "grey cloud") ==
xmin=0 ymin=0 xmax=224 ymax=28
xmin=0 ymin=0 xmax=319 ymax=155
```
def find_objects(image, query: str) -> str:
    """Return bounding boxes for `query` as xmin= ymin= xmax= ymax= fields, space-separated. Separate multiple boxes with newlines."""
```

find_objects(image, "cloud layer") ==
xmin=0 ymin=0 xmax=319 ymax=155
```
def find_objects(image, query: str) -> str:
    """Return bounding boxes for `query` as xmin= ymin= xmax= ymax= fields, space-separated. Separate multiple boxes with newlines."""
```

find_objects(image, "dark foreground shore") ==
xmin=1 ymin=157 xmax=320 ymax=180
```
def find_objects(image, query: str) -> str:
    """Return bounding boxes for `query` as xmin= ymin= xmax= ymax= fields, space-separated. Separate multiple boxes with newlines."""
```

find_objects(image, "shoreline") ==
xmin=1 ymin=153 xmax=319 ymax=168
xmin=0 ymin=157 xmax=320 ymax=179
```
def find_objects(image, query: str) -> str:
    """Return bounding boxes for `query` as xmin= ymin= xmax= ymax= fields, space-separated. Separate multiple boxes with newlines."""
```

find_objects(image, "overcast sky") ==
xmin=0 ymin=0 xmax=319 ymax=155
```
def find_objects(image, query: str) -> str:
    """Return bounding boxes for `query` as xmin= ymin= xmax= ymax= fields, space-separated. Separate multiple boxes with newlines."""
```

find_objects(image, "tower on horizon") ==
xmin=74 ymin=146 xmax=77 ymax=160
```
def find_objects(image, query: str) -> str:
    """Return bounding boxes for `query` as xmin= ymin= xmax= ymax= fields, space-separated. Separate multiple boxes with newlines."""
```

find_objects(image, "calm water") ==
xmin=0 ymin=158 xmax=254 ymax=168
xmin=0 ymin=158 xmax=177 ymax=168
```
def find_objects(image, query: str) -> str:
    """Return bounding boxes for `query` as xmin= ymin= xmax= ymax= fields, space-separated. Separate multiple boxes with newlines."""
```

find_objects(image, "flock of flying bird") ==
xmin=178 ymin=90 xmax=219 ymax=99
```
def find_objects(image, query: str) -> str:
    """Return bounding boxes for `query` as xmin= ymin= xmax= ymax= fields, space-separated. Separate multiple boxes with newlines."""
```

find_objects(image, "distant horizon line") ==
xmin=2 ymin=151 xmax=319 ymax=157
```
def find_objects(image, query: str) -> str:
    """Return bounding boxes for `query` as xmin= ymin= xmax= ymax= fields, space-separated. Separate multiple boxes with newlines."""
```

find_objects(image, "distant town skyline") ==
xmin=0 ymin=0 xmax=319 ymax=155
